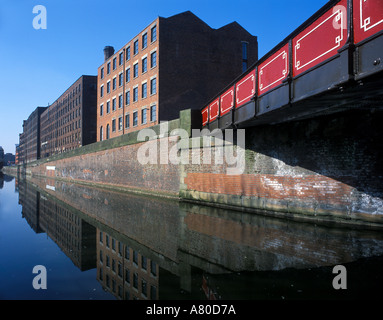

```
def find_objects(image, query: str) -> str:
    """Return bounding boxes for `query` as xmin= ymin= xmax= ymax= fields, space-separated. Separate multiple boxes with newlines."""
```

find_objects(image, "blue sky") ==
xmin=0 ymin=0 xmax=328 ymax=154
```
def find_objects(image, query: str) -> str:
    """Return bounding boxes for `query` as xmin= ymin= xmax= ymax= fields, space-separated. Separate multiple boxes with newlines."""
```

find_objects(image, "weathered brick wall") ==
xmin=180 ymin=110 xmax=383 ymax=226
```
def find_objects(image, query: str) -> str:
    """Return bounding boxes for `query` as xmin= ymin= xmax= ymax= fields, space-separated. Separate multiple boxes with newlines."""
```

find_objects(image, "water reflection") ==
xmin=9 ymin=174 xmax=383 ymax=300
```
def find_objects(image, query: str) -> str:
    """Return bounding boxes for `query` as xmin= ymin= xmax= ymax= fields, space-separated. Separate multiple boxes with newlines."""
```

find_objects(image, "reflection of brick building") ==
xmin=40 ymin=75 xmax=97 ymax=158
xmin=97 ymin=230 xmax=159 ymax=300
xmin=97 ymin=11 xmax=258 ymax=141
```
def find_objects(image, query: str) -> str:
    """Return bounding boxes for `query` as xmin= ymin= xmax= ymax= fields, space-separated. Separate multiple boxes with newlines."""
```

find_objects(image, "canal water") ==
xmin=0 ymin=172 xmax=382 ymax=301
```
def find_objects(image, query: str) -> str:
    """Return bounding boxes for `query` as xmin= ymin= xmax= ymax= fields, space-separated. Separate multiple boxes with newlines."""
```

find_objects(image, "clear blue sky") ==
xmin=0 ymin=0 xmax=328 ymax=154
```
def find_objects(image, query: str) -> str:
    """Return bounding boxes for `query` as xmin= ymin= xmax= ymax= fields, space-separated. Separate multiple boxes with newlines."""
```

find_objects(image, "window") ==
xmin=151 ymin=25 xmax=157 ymax=42
xmin=133 ymin=111 xmax=138 ymax=126
xmin=134 ymin=39 xmax=139 ymax=55
xmin=150 ymin=286 xmax=157 ymax=300
xmin=100 ymin=85 xmax=104 ymax=97
xmin=150 ymin=105 xmax=156 ymax=122
xmin=133 ymin=251 xmax=138 ymax=264
xmin=118 ymin=116 xmax=123 ymax=131
xmin=100 ymin=67 xmax=104 ymax=79
xmin=141 ymin=256 xmax=147 ymax=270
xmin=142 ymin=279 xmax=147 ymax=297
xmin=125 ymin=113 xmax=130 ymax=128
xmin=112 ymin=77 xmax=116 ymax=90
xmin=142 ymin=33 xmax=148 ymax=49
xmin=113 ymin=57 xmax=117 ymax=70
xmin=133 ymin=63 xmax=138 ymax=78
xmin=106 ymin=124 xmax=110 ymax=139
xmin=125 ymin=246 xmax=130 ymax=260
xmin=119 ymin=52 xmax=124 ymax=65
xmin=133 ymin=87 xmax=138 ymax=102
xmin=125 ymin=90 xmax=130 ymax=105
xmin=142 ymin=83 xmax=147 ymax=99
xmin=112 ymin=98 xmax=116 ymax=111
xmin=107 ymin=62 xmax=111 ymax=74
xmin=107 ymin=81 xmax=110 ymax=93
xmin=112 ymin=118 xmax=116 ymax=132
xmin=119 ymin=73 xmax=123 ymax=87
xmin=106 ymin=101 xmax=110 ymax=113
xmin=100 ymin=104 xmax=103 ymax=116
xmin=126 ymin=68 xmax=131 ymax=83
xmin=141 ymin=108 xmax=147 ymax=124
xmin=150 ymin=261 xmax=157 ymax=276
xmin=151 ymin=51 xmax=157 ymax=68
xmin=133 ymin=273 xmax=138 ymax=289
xmin=100 ymin=126 xmax=103 ymax=141
xmin=142 ymin=57 xmax=147 ymax=73
xmin=150 ymin=78 xmax=156 ymax=95
xmin=125 ymin=269 xmax=130 ymax=284
xmin=118 ymin=95 xmax=123 ymax=108
xmin=126 ymin=46 xmax=131 ymax=61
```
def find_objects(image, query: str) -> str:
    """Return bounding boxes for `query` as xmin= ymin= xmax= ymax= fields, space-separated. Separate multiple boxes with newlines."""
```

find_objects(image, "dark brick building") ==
xmin=19 ymin=106 xmax=47 ymax=163
xmin=97 ymin=11 xmax=258 ymax=141
xmin=40 ymin=75 xmax=97 ymax=158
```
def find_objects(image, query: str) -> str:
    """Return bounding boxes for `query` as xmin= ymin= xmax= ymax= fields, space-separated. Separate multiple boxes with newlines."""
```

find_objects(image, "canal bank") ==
xmin=3 ymin=108 xmax=383 ymax=229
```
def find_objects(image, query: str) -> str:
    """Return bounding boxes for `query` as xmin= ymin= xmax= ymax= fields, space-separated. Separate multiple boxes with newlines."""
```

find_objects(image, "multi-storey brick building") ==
xmin=19 ymin=106 xmax=47 ymax=163
xmin=97 ymin=11 xmax=258 ymax=141
xmin=40 ymin=75 xmax=97 ymax=158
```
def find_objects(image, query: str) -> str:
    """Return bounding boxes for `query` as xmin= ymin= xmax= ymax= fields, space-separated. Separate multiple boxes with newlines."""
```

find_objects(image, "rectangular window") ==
xmin=100 ymin=67 xmax=104 ymax=79
xmin=113 ymin=57 xmax=117 ymax=70
xmin=112 ymin=77 xmax=116 ymax=90
xmin=125 ymin=113 xmax=130 ymax=128
xmin=142 ymin=57 xmax=147 ymax=73
xmin=119 ymin=95 xmax=123 ymax=108
xmin=100 ymin=85 xmax=104 ymax=97
xmin=107 ymin=81 xmax=110 ymax=93
xmin=142 ymin=83 xmax=147 ymax=99
xmin=142 ymin=279 xmax=147 ymax=297
xmin=151 ymin=51 xmax=157 ymax=68
xmin=133 ymin=273 xmax=138 ymax=289
xmin=107 ymin=62 xmax=111 ymax=74
xmin=106 ymin=101 xmax=110 ymax=113
xmin=141 ymin=108 xmax=147 ymax=124
xmin=112 ymin=118 xmax=116 ymax=132
xmin=118 ymin=116 xmax=123 ymax=131
xmin=133 ymin=87 xmax=138 ymax=102
xmin=142 ymin=33 xmax=148 ymax=49
xmin=150 ymin=78 xmax=157 ymax=95
xmin=119 ymin=52 xmax=124 ymax=65
xmin=133 ymin=63 xmax=138 ymax=78
xmin=150 ymin=260 xmax=157 ymax=276
xmin=151 ymin=25 xmax=157 ymax=42
xmin=119 ymin=73 xmax=123 ymax=87
xmin=126 ymin=68 xmax=131 ymax=82
xmin=112 ymin=98 xmax=116 ymax=111
xmin=100 ymin=104 xmax=103 ymax=116
xmin=125 ymin=90 xmax=130 ymax=105
xmin=134 ymin=40 xmax=139 ymax=55
xmin=125 ymin=246 xmax=130 ymax=260
xmin=150 ymin=105 xmax=156 ymax=122
xmin=126 ymin=46 xmax=131 ymax=61
xmin=133 ymin=111 xmax=138 ymax=126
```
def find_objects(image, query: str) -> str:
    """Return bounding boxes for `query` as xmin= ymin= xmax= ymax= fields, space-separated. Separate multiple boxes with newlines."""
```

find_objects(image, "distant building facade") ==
xmin=97 ymin=11 xmax=258 ymax=141
xmin=19 ymin=107 xmax=47 ymax=164
xmin=40 ymin=75 xmax=97 ymax=158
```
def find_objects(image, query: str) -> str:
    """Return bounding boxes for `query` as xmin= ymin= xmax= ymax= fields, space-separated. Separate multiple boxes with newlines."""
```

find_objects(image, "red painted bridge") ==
xmin=202 ymin=0 xmax=383 ymax=130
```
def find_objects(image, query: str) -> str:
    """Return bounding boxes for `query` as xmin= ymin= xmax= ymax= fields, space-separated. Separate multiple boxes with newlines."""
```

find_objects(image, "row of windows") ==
xmin=99 ymin=105 xmax=156 ymax=140
xmin=99 ymin=268 xmax=157 ymax=300
xmin=100 ymin=52 xmax=157 ymax=96
xmin=100 ymin=78 xmax=157 ymax=115
xmin=100 ymin=25 xmax=157 ymax=79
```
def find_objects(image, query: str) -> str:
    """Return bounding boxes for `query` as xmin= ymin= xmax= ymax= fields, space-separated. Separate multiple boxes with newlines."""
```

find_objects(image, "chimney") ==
xmin=104 ymin=46 xmax=115 ymax=61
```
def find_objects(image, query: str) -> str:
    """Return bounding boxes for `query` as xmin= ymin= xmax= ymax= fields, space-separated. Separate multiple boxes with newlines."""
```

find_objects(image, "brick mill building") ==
xmin=97 ymin=11 xmax=258 ymax=141
xmin=40 ymin=75 xmax=97 ymax=158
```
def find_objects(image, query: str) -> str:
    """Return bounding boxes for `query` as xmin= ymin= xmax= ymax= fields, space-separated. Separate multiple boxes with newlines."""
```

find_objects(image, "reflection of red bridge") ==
xmin=202 ymin=0 xmax=383 ymax=130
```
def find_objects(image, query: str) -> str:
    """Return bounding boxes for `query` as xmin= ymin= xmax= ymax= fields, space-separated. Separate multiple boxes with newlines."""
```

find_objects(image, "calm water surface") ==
xmin=1 ymin=172 xmax=382 ymax=300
